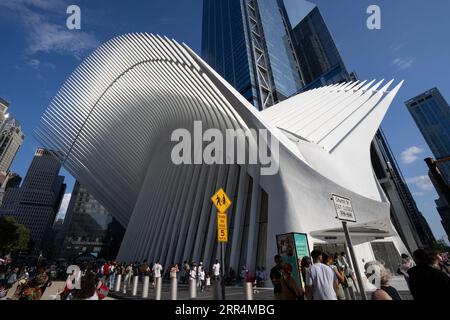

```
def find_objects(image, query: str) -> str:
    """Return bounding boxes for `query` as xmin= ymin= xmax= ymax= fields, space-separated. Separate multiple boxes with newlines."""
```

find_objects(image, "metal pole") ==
xmin=342 ymin=221 xmax=367 ymax=300
xmin=155 ymin=277 xmax=162 ymax=300
xmin=142 ymin=276 xmax=149 ymax=298
xmin=170 ymin=277 xmax=177 ymax=300
xmin=132 ymin=276 xmax=139 ymax=296
xmin=115 ymin=274 xmax=122 ymax=292
xmin=212 ymin=278 xmax=220 ymax=300
xmin=220 ymin=242 xmax=226 ymax=300
xmin=344 ymin=244 xmax=358 ymax=300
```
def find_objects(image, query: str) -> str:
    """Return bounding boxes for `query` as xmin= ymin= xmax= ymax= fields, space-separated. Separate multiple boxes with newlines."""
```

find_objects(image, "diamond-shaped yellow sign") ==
xmin=211 ymin=188 xmax=231 ymax=213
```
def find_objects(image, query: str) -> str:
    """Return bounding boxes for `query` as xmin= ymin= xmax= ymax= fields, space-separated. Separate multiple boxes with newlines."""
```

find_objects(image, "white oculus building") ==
xmin=35 ymin=34 xmax=409 ymax=275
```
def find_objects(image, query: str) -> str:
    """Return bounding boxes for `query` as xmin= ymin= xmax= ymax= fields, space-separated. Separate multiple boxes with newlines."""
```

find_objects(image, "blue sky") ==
xmin=0 ymin=0 xmax=448 ymax=241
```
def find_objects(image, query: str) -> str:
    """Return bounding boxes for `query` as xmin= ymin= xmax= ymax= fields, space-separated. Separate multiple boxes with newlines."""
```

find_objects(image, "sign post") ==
xmin=211 ymin=188 xmax=231 ymax=300
xmin=331 ymin=194 xmax=367 ymax=300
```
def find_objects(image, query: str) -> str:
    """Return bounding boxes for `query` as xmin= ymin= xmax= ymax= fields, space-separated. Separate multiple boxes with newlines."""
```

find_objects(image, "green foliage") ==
xmin=430 ymin=238 xmax=450 ymax=252
xmin=0 ymin=216 xmax=31 ymax=253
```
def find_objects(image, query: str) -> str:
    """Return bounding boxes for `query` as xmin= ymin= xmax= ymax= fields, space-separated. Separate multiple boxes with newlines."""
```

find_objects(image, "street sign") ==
xmin=218 ymin=227 xmax=228 ymax=242
xmin=217 ymin=213 xmax=227 ymax=229
xmin=217 ymin=213 xmax=228 ymax=242
xmin=211 ymin=188 xmax=231 ymax=213
xmin=332 ymin=194 xmax=356 ymax=222
xmin=211 ymin=189 xmax=230 ymax=299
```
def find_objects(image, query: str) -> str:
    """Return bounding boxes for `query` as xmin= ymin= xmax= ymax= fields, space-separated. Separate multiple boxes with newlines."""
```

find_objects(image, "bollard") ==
xmin=244 ymin=282 xmax=253 ymax=300
xmin=212 ymin=279 xmax=220 ymax=300
xmin=115 ymin=274 xmax=122 ymax=292
xmin=189 ymin=278 xmax=197 ymax=299
xmin=142 ymin=276 xmax=150 ymax=299
xmin=132 ymin=276 xmax=139 ymax=296
xmin=123 ymin=277 xmax=128 ymax=294
xmin=155 ymin=277 xmax=162 ymax=300
xmin=170 ymin=277 xmax=177 ymax=300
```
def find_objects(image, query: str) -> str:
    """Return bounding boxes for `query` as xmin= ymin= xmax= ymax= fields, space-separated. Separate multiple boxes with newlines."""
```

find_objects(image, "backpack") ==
xmin=97 ymin=283 xmax=109 ymax=300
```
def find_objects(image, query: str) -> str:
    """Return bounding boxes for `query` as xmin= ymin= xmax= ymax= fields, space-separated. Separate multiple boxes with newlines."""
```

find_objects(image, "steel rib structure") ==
xmin=36 ymin=33 xmax=409 ymax=271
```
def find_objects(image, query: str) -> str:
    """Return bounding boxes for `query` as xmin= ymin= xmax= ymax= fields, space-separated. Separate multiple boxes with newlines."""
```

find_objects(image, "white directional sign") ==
xmin=332 ymin=194 xmax=356 ymax=222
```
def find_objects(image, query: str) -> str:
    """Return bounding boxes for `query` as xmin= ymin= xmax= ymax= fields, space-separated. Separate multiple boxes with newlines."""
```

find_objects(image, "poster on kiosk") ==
xmin=276 ymin=233 xmax=310 ymax=288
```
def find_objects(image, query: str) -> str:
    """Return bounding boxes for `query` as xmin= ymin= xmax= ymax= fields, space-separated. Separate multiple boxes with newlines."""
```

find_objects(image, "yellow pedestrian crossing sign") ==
xmin=211 ymin=188 xmax=231 ymax=213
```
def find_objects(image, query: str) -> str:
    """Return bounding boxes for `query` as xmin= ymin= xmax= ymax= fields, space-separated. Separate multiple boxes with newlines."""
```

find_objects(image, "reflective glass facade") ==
xmin=57 ymin=181 xmax=125 ymax=260
xmin=289 ymin=6 xmax=349 ymax=89
xmin=406 ymin=88 xmax=450 ymax=183
xmin=201 ymin=0 xmax=349 ymax=106
xmin=201 ymin=0 xmax=255 ymax=103
xmin=257 ymin=0 xmax=301 ymax=99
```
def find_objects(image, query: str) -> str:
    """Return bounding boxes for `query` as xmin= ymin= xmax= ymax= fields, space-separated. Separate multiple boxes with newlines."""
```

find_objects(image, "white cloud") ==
xmin=412 ymin=191 xmax=425 ymax=197
xmin=0 ymin=0 xmax=99 ymax=60
xmin=392 ymin=56 xmax=415 ymax=70
xmin=57 ymin=193 xmax=72 ymax=220
xmin=27 ymin=59 xmax=41 ymax=69
xmin=406 ymin=175 xmax=434 ymax=191
xmin=400 ymin=146 xmax=424 ymax=164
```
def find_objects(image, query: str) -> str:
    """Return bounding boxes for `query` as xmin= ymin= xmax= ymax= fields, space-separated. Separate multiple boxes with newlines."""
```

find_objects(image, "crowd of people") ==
xmin=1 ymin=247 xmax=449 ymax=300
xmin=269 ymin=248 xmax=450 ymax=300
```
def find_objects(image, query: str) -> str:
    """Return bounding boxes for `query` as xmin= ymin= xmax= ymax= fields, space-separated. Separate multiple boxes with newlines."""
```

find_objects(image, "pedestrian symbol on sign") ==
xmin=211 ymin=188 xmax=231 ymax=213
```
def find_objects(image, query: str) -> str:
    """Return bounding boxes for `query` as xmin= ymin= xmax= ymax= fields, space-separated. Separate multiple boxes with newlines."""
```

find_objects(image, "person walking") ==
xmin=398 ymin=253 xmax=415 ymax=289
xmin=305 ymin=250 xmax=338 ymax=300
xmin=300 ymin=256 xmax=311 ymax=287
xmin=212 ymin=259 xmax=221 ymax=282
xmin=182 ymin=261 xmax=190 ymax=284
xmin=198 ymin=262 xmax=206 ymax=292
xmin=7 ymin=267 xmax=19 ymax=287
xmin=270 ymin=255 xmax=283 ymax=300
xmin=364 ymin=260 xmax=402 ymax=300
xmin=408 ymin=249 xmax=450 ymax=300
xmin=280 ymin=263 xmax=304 ymax=300
xmin=101 ymin=261 xmax=110 ymax=283
xmin=124 ymin=264 xmax=133 ymax=288
xmin=189 ymin=262 xmax=197 ymax=289
xmin=324 ymin=253 xmax=346 ymax=300
xmin=108 ymin=262 xmax=116 ymax=291
xmin=152 ymin=261 xmax=163 ymax=287
xmin=170 ymin=263 xmax=179 ymax=280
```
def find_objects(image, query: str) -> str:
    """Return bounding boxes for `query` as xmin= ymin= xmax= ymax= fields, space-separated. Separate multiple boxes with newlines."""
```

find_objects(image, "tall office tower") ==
xmin=406 ymin=88 xmax=450 ymax=241
xmin=202 ymin=0 xmax=433 ymax=252
xmin=405 ymin=88 xmax=450 ymax=183
xmin=371 ymin=131 xmax=436 ymax=248
xmin=0 ymin=148 xmax=66 ymax=253
xmin=0 ymin=172 xmax=22 ymax=206
xmin=55 ymin=181 xmax=125 ymax=260
xmin=283 ymin=1 xmax=349 ymax=90
xmin=0 ymin=118 xmax=25 ymax=173
xmin=0 ymin=97 xmax=9 ymax=120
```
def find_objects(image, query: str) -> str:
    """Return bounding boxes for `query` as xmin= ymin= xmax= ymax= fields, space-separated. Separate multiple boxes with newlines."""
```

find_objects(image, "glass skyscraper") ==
xmin=201 ymin=0 xmax=349 ymax=109
xmin=406 ymin=87 xmax=450 ymax=183
xmin=202 ymin=0 xmax=435 ymax=250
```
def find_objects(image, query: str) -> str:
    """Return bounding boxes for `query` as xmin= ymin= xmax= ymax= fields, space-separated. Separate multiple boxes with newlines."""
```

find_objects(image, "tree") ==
xmin=0 ymin=216 xmax=31 ymax=253
xmin=429 ymin=238 xmax=450 ymax=252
